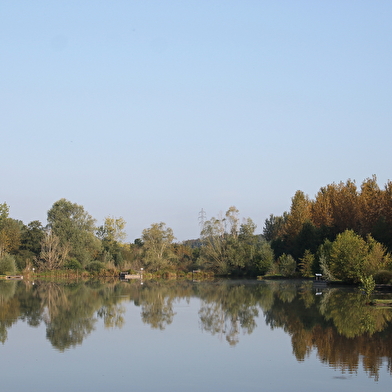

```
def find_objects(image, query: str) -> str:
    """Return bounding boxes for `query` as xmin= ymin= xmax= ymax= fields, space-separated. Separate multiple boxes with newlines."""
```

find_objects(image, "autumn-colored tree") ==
xmin=283 ymin=190 xmax=312 ymax=240
xmin=376 ymin=180 xmax=392 ymax=250
xmin=330 ymin=180 xmax=360 ymax=234
xmin=383 ymin=180 xmax=392 ymax=225
xmin=358 ymin=175 xmax=383 ymax=236
xmin=311 ymin=185 xmax=334 ymax=228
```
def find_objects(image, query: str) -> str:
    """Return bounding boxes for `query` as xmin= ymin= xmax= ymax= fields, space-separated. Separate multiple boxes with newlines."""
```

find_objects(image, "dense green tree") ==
xmin=200 ymin=208 xmax=248 ymax=274
xmin=97 ymin=216 xmax=126 ymax=243
xmin=278 ymin=254 xmax=296 ymax=277
xmin=298 ymin=249 xmax=314 ymax=277
xmin=20 ymin=221 xmax=45 ymax=256
xmin=0 ymin=253 xmax=16 ymax=275
xmin=371 ymin=216 xmax=392 ymax=251
xmin=0 ymin=203 xmax=9 ymax=222
xmin=97 ymin=216 xmax=128 ymax=269
xmin=328 ymin=230 xmax=368 ymax=283
xmin=363 ymin=235 xmax=391 ymax=277
xmin=47 ymin=199 xmax=101 ymax=266
xmin=172 ymin=243 xmax=194 ymax=271
xmin=253 ymin=240 xmax=275 ymax=275
xmin=0 ymin=218 xmax=22 ymax=257
xmin=236 ymin=219 xmax=274 ymax=275
xmin=141 ymin=222 xmax=176 ymax=271
xmin=200 ymin=215 xmax=228 ymax=273
xmin=200 ymin=208 xmax=274 ymax=276
xmin=294 ymin=221 xmax=316 ymax=256
xmin=326 ymin=230 xmax=390 ymax=283
xmin=263 ymin=213 xmax=287 ymax=242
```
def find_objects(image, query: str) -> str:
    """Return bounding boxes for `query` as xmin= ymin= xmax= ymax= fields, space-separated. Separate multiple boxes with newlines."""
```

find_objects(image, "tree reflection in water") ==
xmin=263 ymin=281 xmax=392 ymax=381
xmin=138 ymin=282 xmax=177 ymax=330
xmin=0 ymin=279 xmax=391 ymax=380
xmin=198 ymin=282 xmax=259 ymax=345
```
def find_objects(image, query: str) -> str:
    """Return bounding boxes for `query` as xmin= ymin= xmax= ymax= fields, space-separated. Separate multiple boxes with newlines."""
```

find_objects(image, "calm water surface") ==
xmin=0 ymin=279 xmax=391 ymax=391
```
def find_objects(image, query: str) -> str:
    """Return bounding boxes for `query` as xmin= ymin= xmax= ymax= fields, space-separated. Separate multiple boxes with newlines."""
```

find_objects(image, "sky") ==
xmin=1 ymin=1 xmax=392 ymax=242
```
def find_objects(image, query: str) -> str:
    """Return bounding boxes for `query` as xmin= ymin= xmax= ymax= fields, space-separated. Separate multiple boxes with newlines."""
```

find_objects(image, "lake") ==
xmin=0 ymin=279 xmax=391 ymax=391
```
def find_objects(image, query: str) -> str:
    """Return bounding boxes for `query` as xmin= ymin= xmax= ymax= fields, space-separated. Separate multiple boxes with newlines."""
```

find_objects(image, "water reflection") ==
xmin=198 ymin=283 xmax=259 ymax=345
xmin=0 ymin=279 xmax=391 ymax=380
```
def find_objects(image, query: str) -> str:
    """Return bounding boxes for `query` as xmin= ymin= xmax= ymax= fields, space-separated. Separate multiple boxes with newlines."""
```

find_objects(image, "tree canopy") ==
xmin=47 ymin=198 xmax=101 ymax=266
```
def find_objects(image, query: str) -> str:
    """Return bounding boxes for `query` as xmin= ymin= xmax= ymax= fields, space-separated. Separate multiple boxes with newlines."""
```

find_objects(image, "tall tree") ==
xmin=330 ymin=180 xmax=359 ymax=234
xmin=284 ymin=190 xmax=312 ymax=240
xmin=96 ymin=216 xmax=127 ymax=268
xmin=327 ymin=230 xmax=390 ymax=283
xmin=47 ymin=199 xmax=101 ymax=266
xmin=141 ymin=222 xmax=176 ymax=271
xmin=20 ymin=221 xmax=45 ymax=256
xmin=0 ymin=202 xmax=9 ymax=222
xmin=358 ymin=175 xmax=382 ymax=236
xmin=36 ymin=230 xmax=70 ymax=270
xmin=263 ymin=213 xmax=287 ymax=242
xmin=200 ymin=215 xmax=228 ymax=273
xmin=200 ymin=208 xmax=270 ymax=276
xmin=97 ymin=216 xmax=127 ymax=244
xmin=311 ymin=186 xmax=334 ymax=228
xmin=0 ymin=218 xmax=22 ymax=257
xmin=225 ymin=206 xmax=240 ymax=238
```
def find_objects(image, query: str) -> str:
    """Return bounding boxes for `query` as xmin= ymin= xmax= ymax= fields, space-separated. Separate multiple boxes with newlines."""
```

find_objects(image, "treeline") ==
xmin=265 ymin=175 xmax=392 ymax=283
xmin=0 ymin=198 xmax=274 ymax=277
xmin=0 ymin=175 xmax=392 ymax=283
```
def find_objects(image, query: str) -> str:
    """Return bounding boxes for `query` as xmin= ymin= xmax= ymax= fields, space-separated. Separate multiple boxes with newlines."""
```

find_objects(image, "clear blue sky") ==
xmin=2 ymin=1 xmax=392 ymax=241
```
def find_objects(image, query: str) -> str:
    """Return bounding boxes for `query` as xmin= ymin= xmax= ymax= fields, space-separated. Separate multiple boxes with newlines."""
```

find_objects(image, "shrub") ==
xmin=0 ymin=254 xmax=16 ymax=275
xmin=299 ymin=250 xmax=314 ymax=277
xmin=85 ymin=261 xmax=106 ymax=272
xmin=328 ymin=230 xmax=367 ymax=283
xmin=279 ymin=254 xmax=296 ymax=277
xmin=255 ymin=242 xmax=275 ymax=275
xmin=63 ymin=258 xmax=83 ymax=270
